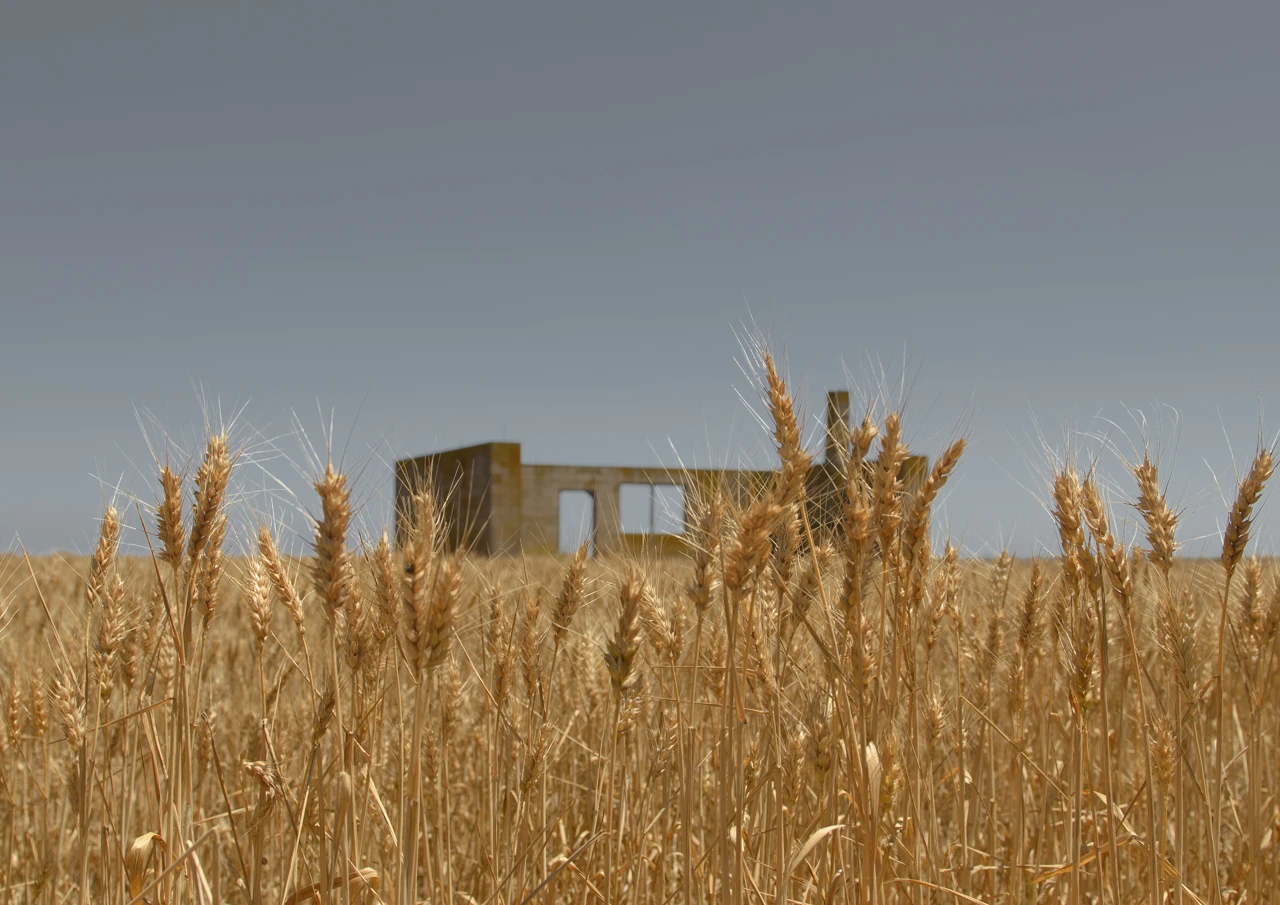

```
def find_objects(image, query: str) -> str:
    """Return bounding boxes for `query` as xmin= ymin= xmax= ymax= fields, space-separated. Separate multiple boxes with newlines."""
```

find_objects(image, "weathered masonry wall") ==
xmin=397 ymin=447 xmax=772 ymax=555
xmin=395 ymin=441 xmax=523 ymax=553
xmin=395 ymin=391 xmax=928 ymax=556
xmin=519 ymin=463 xmax=772 ymax=555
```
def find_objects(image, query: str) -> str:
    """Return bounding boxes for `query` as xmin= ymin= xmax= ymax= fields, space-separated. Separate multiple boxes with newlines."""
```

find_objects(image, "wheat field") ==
xmin=0 ymin=351 xmax=1276 ymax=905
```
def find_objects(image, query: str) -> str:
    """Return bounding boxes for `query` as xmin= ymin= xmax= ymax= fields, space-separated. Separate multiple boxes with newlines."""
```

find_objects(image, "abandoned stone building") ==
xmin=394 ymin=391 xmax=927 ymax=556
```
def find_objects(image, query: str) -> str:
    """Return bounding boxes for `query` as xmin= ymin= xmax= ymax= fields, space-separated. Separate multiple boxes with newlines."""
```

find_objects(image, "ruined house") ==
xmin=394 ymin=391 xmax=927 ymax=556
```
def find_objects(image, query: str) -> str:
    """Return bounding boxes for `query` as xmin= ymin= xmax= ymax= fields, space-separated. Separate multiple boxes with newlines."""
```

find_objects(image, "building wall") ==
xmin=395 ymin=441 xmax=522 ymax=554
xmin=394 ymin=389 xmax=929 ymax=556
xmin=487 ymin=443 xmax=524 ymax=553
xmin=521 ymin=463 xmax=684 ymax=554
xmin=400 ymin=444 xmax=928 ymax=556
xmin=519 ymin=463 xmax=783 ymax=555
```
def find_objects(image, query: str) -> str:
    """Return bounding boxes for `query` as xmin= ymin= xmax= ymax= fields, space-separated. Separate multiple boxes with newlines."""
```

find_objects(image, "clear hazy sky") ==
xmin=3 ymin=2 xmax=1279 ymax=557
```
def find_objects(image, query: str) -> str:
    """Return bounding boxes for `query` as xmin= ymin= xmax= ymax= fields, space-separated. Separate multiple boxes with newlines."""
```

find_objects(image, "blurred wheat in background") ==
xmin=1 ymin=349 xmax=1276 ymax=905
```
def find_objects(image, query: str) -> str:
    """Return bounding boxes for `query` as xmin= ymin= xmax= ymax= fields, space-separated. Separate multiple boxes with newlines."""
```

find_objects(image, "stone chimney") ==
xmin=824 ymin=390 xmax=851 ymax=468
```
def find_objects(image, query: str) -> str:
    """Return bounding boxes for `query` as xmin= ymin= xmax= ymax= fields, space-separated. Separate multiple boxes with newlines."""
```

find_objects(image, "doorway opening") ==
xmin=558 ymin=490 xmax=595 ymax=555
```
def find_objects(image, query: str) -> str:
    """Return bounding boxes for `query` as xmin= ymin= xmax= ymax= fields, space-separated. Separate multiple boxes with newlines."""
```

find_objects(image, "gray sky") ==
xmin=3 ymin=2 xmax=1279 ymax=557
